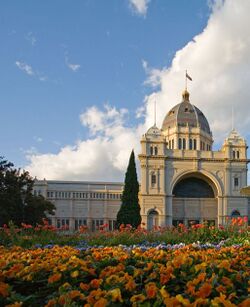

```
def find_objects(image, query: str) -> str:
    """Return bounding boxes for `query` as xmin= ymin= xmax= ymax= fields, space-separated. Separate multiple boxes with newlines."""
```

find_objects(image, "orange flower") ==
xmin=93 ymin=298 xmax=108 ymax=307
xmin=90 ymin=279 xmax=103 ymax=289
xmin=197 ymin=283 xmax=212 ymax=299
xmin=80 ymin=283 xmax=90 ymax=291
xmin=216 ymin=285 xmax=227 ymax=294
xmin=48 ymin=272 xmax=62 ymax=283
xmin=69 ymin=290 xmax=84 ymax=300
xmin=145 ymin=282 xmax=158 ymax=299
xmin=44 ymin=299 xmax=56 ymax=307
xmin=125 ymin=279 xmax=136 ymax=292
xmin=239 ymin=298 xmax=250 ymax=307
xmin=211 ymin=293 xmax=237 ymax=307
xmin=0 ymin=281 xmax=9 ymax=297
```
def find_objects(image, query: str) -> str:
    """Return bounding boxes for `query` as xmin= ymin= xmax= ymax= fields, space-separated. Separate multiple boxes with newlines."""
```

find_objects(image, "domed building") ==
xmin=139 ymin=89 xmax=249 ymax=228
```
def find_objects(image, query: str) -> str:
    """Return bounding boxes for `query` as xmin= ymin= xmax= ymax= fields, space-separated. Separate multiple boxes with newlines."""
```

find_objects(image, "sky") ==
xmin=1 ymin=0 xmax=250 ymax=182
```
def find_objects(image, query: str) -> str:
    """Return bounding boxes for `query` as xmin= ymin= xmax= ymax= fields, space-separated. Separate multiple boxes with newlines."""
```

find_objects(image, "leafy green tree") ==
xmin=0 ymin=157 xmax=55 ymax=226
xmin=116 ymin=150 xmax=141 ymax=228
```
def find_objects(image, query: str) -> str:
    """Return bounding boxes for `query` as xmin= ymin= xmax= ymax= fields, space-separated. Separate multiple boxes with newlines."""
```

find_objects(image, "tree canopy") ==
xmin=0 ymin=157 xmax=55 ymax=226
xmin=116 ymin=150 xmax=141 ymax=228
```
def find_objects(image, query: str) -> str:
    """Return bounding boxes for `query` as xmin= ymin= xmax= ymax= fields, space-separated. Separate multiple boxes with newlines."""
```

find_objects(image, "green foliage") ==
xmin=116 ymin=150 xmax=141 ymax=229
xmin=0 ymin=156 xmax=55 ymax=226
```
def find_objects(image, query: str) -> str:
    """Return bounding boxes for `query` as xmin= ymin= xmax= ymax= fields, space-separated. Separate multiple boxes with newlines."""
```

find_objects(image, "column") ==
xmin=165 ymin=195 xmax=173 ymax=226
xmin=217 ymin=196 xmax=224 ymax=226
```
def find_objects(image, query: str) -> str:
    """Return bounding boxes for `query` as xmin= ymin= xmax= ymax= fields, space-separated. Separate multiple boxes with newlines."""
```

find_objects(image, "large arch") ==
xmin=170 ymin=170 xmax=223 ymax=197
xmin=170 ymin=171 xmax=221 ymax=226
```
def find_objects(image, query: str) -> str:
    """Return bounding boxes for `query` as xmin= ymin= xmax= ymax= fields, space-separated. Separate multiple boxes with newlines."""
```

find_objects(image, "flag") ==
xmin=186 ymin=72 xmax=192 ymax=81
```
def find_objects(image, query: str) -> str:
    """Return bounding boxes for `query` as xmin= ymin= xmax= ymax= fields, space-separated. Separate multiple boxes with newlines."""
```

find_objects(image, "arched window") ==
xmin=178 ymin=138 xmax=182 ymax=149
xmin=233 ymin=151 xmax=236 ymax=159
xmin=172 ymin=139 xmax=174 ymax=149
xmin=194 ymin=139 xmax=197 ymax=150
xmin=231 ymin=210 xmax=240 ymax=217
xmin=154 ymin=146 xmax=158 ymax=155
xmin=237 ymin=151 xmax=240 ymax=159
xmin=189 ymin=139 xmax=193 ymax=150
xmin=150 ymin=146 xmax=153 ymax=155
xmin=183 ymin=138 xmax=186 ymax=149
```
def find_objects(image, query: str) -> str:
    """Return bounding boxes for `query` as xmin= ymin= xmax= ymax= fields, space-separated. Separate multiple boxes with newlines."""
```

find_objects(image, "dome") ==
xmin=162 ymin=90 xmax=211 ymax=135
xmin=146 ymin=124 xmax=161 ymax=137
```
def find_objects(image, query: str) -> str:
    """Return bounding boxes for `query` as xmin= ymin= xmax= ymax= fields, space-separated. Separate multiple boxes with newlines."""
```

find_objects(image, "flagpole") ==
xmin=154 ymin=100 xmax=156 ymax=126
xmin=185 ymin=69 xmax=187 ymax=90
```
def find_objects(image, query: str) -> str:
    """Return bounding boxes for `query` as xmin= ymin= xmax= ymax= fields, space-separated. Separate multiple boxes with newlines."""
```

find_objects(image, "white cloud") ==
xmin=26 ymin=0 xmax=250 ymax=181
xmin=26 ymin=106 xmax=142 ymax=181
xmin=15 ymin=61 xmax=47 ymax=81
xmin=34 ymin=136 xmax=43 ymax=143
xmin=65 ymin=56 xmax=80 ymax=72
xmin=128 ymin=0 xmax=150 ymax=16
xmin=15 ymin=61 xmax=34 ymax=76
xmin=26 ymin=32 xmax=37 ymax=46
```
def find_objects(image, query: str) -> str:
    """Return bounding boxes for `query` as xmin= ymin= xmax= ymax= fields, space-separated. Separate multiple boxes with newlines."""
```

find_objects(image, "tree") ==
xmin=0 ymin=157 xmax=55 ymax=226
xmin=116 ymin=150 xmax=141 ymax=228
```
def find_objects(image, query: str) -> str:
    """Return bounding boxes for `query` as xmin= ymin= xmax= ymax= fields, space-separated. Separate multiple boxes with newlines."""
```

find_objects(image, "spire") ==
xmin=182 ymin=89 xmax=190 ymax=101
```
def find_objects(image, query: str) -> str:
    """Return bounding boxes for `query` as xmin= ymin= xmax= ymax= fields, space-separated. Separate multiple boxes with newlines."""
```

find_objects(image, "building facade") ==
xmin=33 ymin=180 xmax=123 ymax=231
xmin=34 ymin=88 xmax=249 ymax=230
xmin=139 ymin=89 xmax=249 ymax=229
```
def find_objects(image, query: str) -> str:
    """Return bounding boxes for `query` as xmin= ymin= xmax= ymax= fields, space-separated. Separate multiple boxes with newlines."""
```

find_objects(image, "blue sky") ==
xmin=1 ymin=0 xmax=250 ymax=181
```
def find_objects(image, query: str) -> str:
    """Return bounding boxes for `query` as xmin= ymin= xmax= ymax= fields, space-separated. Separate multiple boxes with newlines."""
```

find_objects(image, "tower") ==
xmin=139 ymin=89 xmax=249 ymax=229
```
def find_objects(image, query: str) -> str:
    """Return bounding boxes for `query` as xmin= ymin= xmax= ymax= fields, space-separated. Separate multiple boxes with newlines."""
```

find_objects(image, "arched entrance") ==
xmin=172 ymin=173 xmax=218 ymax=226
xmin=147 ymin=209 xmax=159 ymax=230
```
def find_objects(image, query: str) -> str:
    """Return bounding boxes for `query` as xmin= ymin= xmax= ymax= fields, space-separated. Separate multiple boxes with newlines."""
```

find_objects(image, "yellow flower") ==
xmin=130 ymin=294 xmax=146 ymax=303
xmin=176 ymin=294 xmax=190 ymax=306
xmin=108 ymin=288 xmax=123 ymax=302
xmin=71 ymin=270 xmax=79 ymax=278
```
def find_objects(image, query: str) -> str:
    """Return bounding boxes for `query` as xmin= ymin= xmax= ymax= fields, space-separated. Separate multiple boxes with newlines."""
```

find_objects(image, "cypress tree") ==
xmin=116 ymin=150 xmax=141 ymax=229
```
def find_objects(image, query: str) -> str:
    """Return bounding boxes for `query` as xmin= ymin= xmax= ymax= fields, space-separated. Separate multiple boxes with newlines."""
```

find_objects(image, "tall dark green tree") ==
xmin=116 ymin=150 xmax=141 ymax=228
xmin=0 ymin=156 xmax=55 ymax=226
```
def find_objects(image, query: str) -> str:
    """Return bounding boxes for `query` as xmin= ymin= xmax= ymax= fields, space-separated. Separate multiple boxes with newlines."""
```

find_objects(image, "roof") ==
xmin=161 ymin=90 xmax=211 ymax=134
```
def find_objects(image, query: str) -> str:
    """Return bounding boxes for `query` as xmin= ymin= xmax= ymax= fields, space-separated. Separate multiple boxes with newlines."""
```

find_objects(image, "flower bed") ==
xmin=1 ymin=244 xmax=249 ymax=306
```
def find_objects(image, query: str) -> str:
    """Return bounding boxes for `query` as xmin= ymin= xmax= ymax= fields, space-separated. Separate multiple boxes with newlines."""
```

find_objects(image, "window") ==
xmin=233 ymin=151 xmax=236 ymax=159
xmin=75 ymin=219 xmax=87 ymax=230
xmin=150 ymin=146 xmax=153 ymax=155
xmin=151 ymin=173 xmax=156 ymax=186
xmin=57 ymin=219 xmax=69 ymax=229
xmin=189 ymin=139 xmax=193 ymax=150
xmin=237 ymin=151 xmax=240 ymax=159
xmin=154 ymin=146 xmax=158 ymax=155
xmin=109 ymin=220 xmax=116 ymax=231
xmin=194 ymin=139 xmax=197 ymax=150
xmin=234 ymin=177 xmax=239 ymax=187
xmin=172 ymin=139 xmax=174 ymax=149
xmin=91 ymin=219 xmax=104 ymax=231
xmin=172 ymin=220 xmax=184 ymax=227
xmin=183 ymin=138 xmax=186 ymax=149
xmin=178 ymin=138 xmax=182 ymax=149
